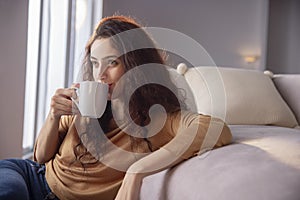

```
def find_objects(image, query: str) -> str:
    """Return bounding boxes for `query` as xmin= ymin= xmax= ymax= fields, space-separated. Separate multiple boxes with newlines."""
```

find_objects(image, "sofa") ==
xmin=140 ymin=65 xmax=300 ymax=200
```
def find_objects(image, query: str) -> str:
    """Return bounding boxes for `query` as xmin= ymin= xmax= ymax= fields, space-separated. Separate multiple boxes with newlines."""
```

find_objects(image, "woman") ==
xmin=0 ymin=15 xmax=232 ymax=200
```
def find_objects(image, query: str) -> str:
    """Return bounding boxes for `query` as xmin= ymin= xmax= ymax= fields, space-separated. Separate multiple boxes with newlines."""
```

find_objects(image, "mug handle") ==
xmin=71 ymin=88 xmax=80 ymax=111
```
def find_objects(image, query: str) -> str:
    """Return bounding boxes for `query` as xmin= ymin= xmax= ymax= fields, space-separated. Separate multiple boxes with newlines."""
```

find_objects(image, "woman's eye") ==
xmin=108 ymin=60 xmax=118 ymax=66
xmin=92 ymin=61 xmax=99 ymax=68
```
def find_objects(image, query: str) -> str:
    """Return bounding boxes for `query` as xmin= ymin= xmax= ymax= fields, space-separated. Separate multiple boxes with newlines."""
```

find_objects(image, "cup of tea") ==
xmin=72 ymin=81 xmax=108 ymax=118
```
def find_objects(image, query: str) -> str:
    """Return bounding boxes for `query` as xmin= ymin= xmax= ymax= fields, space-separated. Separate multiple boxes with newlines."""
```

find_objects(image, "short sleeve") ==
xmin=163 ymin=111 xmax=232 ymax=160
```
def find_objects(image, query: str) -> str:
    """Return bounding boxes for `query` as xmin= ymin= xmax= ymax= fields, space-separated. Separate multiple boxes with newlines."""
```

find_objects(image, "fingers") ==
xmin=71 ymin=82 xmax=80 ymax=89
xmin=70 ymin=83 xmax=80 ymax=99
xmin=51 ymin=97 xmax=72 ymax=110
xmin=50 ymin=87 xmax=79 ymax=118
xmin=49 ymin=107 xmax=75 ymax=118
xmin=55 ymin=88 xmax=76 ymax=99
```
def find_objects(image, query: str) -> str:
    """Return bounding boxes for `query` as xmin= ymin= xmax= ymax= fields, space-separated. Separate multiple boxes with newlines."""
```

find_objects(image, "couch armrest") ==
xmin=272 ymin=74 xmax=300 ymax=124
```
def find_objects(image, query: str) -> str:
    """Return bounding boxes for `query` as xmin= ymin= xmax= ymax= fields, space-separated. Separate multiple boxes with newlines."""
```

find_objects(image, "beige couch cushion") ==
xmin=180 ymin=66 xmax=298 ymax=128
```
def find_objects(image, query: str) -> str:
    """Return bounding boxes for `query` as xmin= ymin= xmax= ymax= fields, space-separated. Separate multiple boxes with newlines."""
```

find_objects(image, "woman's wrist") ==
xmin=48 ymin=110 xmax=62 ymax=122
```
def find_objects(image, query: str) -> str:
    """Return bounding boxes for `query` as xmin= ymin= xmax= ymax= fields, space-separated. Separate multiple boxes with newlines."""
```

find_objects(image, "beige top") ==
xmin=36 ymin=111 xmax=232 ymax=200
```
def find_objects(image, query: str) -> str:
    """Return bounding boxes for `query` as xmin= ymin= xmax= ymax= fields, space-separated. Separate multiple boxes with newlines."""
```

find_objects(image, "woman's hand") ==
xmin=115 ymin=171 xmax=145 ymax=200
xmin=49 ymin=84 xmax=79 ymax=119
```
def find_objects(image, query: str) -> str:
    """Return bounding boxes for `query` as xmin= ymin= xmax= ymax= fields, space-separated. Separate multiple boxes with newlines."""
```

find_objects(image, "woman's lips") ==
xmin=108 ymin=83 xmax=113 ymax=90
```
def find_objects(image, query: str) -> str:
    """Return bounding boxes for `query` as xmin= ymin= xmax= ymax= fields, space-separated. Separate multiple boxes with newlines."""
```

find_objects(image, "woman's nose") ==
xmin=99 ymin=67 xmax=108 ymax=81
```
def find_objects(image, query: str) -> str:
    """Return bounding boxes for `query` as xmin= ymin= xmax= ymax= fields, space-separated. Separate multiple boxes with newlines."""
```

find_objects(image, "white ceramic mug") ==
xmin=72 ymin=81 xmax=108 ymax=118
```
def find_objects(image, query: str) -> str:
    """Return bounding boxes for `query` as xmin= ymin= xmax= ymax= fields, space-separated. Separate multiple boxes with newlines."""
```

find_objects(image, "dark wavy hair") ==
xmin=73 ymin=15 xmax=187 ymax=165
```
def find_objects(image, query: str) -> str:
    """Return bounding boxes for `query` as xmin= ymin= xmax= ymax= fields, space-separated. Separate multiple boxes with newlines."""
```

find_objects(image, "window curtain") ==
xmin=23 ymin=0 xmax=102 ymax=155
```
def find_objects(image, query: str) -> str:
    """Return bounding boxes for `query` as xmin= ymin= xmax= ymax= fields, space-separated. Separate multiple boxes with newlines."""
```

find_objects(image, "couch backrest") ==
xmin=169 ymin=65 xmax=299 ymax=128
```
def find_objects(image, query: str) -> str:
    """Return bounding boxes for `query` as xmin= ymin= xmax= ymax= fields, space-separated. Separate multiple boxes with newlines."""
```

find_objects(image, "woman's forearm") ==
xmin=34 ymin=87 xmax=75 ymax=164
xmin=34 ymin=113 xmax=61 ymax=164
xmin=115 ymin=114 xmax=232 ymax=200
xmin=115 ymin=148 xmax=182 ymax=200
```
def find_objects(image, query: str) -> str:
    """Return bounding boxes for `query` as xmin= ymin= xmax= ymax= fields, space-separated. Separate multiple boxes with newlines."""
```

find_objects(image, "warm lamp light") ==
xmin=244 ymin=55 xmax=258 ymax=64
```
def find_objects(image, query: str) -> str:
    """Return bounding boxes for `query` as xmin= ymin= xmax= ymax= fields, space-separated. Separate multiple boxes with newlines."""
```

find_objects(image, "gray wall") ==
xmin=103 ymin=0 xmax=269 ymax=70
xmin=0 ymin=0 xmax=28 ymax=159
xmin=267 ymin=0 xmax=300 ymax=74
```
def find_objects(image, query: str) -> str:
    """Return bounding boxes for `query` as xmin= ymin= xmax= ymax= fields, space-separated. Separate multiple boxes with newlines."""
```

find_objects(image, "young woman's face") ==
xmin=90 ymin=38 xmax=125 ymax=100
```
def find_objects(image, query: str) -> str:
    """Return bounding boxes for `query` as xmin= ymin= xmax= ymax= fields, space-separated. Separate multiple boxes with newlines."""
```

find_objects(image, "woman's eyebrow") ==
xmin=90 ymin=55 xmax=118 ymax=61
xmin=90 ymin=56 xmax=98 ymax=61
xmin=102 ymin=55 xmax=118 ymax=61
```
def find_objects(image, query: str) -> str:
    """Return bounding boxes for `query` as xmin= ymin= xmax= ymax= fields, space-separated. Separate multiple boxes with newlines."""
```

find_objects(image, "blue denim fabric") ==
xmin=0 ymin=159 xmax=58 ymax=200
